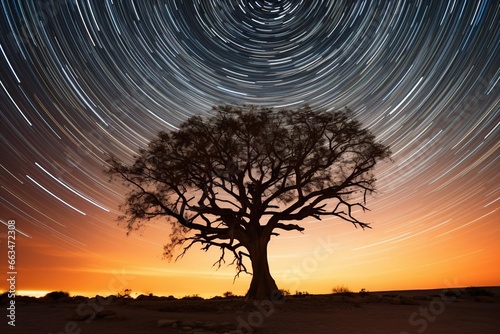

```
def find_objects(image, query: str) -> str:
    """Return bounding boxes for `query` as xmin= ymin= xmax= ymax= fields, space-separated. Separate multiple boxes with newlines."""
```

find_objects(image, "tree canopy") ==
xmin=107 ymin=104 xmax=391 ymax=300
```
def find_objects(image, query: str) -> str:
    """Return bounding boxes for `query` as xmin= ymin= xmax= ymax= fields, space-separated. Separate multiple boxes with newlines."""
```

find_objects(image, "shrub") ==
xmin=223 ymin=291 xmax=234 ymax=298
xmin=332 ymin=285 xmax=353 ymax=296
xmin=279 ymin=289 xmax=291 ymax=296
xmin=44 ymin=291 xmax=70 ymax=300
xmin=359 ymin=288 xmax=369 ymax=297
xmin=117 ymin=288 xmax=132 ymax=298
xmin=181 ymin=294 xmax=203 ymax=300
xmin=0 ymin=291 xmax=10 ymax=304
xmin=294 ymin=291 xmax=309 ymax=296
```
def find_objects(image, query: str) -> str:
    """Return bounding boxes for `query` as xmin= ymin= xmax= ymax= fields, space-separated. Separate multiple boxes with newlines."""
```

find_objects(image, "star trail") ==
xmin=0 ymin=1 xmax=499 ymax=297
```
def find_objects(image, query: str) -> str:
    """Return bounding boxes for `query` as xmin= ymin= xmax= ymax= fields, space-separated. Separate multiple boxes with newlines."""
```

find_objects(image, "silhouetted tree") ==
xmin=107 ymin=105 xmax=390 ymax=301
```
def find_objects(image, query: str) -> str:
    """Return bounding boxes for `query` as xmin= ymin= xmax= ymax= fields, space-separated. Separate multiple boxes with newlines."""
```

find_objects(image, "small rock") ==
xmin=157 ymin=319 xmax=178 ymax=327
xmin=96 ymin=310 xmax=117 ymax=319
xmin=203 ymin=322 xmax=220 ymax=330
xmin=69 ymin=312 xmax=93 ymax=321
xmin=181 ymin=320 xmax=197 ymax=327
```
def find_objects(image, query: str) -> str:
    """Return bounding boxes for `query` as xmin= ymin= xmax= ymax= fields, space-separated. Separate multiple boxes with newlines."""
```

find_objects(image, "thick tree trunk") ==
xmin=244 ymin=237 xmax=279 ymax=301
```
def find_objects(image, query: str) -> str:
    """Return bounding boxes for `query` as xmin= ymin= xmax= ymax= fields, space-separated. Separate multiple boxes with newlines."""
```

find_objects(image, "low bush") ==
xmin=181 ymin=294 xmax=204 ymax=300
xmin=279 ymin=289 xmax=291 ymax=296
xmin=359 ymin=288 xmax=369 ymax=297
xmin=44 ymin=291 xmax=70 ymax=300
xmin=332 ymin=285 xmax=353 ymax=296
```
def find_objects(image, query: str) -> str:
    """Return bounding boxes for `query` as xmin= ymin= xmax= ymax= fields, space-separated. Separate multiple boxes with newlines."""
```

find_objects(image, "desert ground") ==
xmin=1 ymin=287 xmax=499 ymax=334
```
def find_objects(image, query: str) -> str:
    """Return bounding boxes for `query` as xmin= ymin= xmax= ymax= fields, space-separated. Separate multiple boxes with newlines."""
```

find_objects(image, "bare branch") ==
xmin=107 ymin=104 xmax=390 ymax=288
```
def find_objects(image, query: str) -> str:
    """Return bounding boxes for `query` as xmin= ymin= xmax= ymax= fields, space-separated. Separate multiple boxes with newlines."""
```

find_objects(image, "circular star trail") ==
xmin=0 ymin=0 xmax=498 ymax=295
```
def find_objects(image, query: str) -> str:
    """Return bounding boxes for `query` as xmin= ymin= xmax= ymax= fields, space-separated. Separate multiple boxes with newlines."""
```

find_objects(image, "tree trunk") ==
xmin=245 ymin=237 xmax=280 ymax=301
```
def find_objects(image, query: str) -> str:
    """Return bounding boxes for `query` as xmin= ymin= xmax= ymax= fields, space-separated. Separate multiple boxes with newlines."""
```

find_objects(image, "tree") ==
xmin=106 ymin=105 xmax=391 ymax=301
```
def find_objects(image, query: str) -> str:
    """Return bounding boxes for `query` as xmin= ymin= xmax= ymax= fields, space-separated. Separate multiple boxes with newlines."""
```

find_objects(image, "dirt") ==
xmin=2 ymin=288 xmax=500 ymax=334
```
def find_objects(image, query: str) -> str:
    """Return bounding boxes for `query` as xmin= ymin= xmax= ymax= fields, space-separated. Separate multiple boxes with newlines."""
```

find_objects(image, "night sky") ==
xmin=0 ymin=1 xmax=499 ymax=297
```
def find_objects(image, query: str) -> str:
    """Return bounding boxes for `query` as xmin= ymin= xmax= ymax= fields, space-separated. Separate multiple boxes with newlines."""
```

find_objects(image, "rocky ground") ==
xmin=1 ymin=287 xmax=499 ymax=333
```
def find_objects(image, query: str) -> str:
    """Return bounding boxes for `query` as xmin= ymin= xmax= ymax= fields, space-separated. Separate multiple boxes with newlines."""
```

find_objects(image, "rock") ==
xmin=156 ymin=318 xmax=235 ymax=333
xmin=181 ymin=320 xmax=197 ymax=327
xmin=203 ymin=322 xmax=220 ymax=330
xmin=69 ymin=312 xmax=93 ymax=321
xmin=157 ymin=319 xmax=178 ymax=327
xmin=95 ymin=310 xmax=117 ymax=319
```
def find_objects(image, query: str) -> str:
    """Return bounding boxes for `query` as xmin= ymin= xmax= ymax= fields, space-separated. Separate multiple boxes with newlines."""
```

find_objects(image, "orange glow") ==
xmin=2 ymin=202 xmax=498 ymax=298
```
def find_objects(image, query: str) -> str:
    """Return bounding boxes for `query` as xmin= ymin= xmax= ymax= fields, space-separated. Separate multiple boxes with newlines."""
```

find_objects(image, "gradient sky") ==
xmin=0 ymin=1 xmax=499 ymax=298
